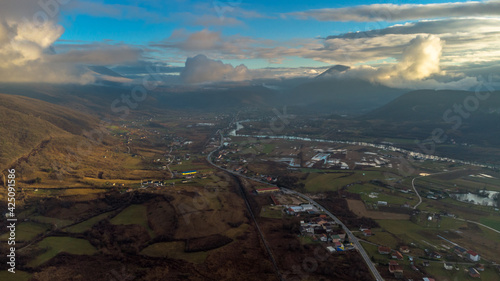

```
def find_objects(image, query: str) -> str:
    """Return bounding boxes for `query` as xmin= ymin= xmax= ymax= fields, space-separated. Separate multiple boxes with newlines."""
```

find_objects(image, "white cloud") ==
xmin=327 ymin=35 xmax=479 ymax=89
xmin=0 ymin=0 xmax=143 ymax=84
xmin=180 ymin=54 xmax=250 ymax=83
xmin=289 ymin=1 xmax=500 ymax=22
xmin=381 ymin=34 xmax=443 ymax=81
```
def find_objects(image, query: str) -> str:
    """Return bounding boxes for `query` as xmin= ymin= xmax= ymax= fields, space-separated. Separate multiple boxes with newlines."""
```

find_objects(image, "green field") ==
xmin=65 ymin=212 xmax=113 ymax=233
xmin=110 ymin=205 xmax=155 ymax=238
xmin=0 ymin=222 xmax=49 ymax=242
xmin=28 ymin=237 xmax=97 ymax=267
xmin=0 ymin=270 xmax=32 ymax=281
xmin=347 ymin=183 xmax=417 ymax=206
xmin=299 ymin=236 xmax=322 ymax=245
xmin=302 ymin=170 xmax=388 ymax=193
xmin=375 ymin=219 xmax=440 ymax=247
xmin=29 ymin=216 xmax=74 ymax=228
xmin=260 ymin=206 xmax=283 ymax=219
xmin=425 ymin=261 xmax=500 ymax=281
xmin=479 ymin=217 xmax=500 ymax=232
xmin=262 ymin=143 xmax=275 ymax=154
xmin=171 ymin=160 xmax=209 ymax=173
xmin=361 ymin=230 xmax=399 ymax=249
xmin=141 ymin=241 xmax=207 ymax=264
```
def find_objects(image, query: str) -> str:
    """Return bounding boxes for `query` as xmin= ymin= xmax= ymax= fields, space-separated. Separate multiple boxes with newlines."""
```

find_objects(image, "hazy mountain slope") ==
xmin=0 ymin=83 xmax=139 ymax=116
xmin=364 ymin=90 xmax=500 ymax=120
xmin=154 ymin=85 xmax=278 ymax=110
xmin=362 ymin=90 xmax=500 ymax=146
xmin=283 ymin=77 xmax=406 ymax=115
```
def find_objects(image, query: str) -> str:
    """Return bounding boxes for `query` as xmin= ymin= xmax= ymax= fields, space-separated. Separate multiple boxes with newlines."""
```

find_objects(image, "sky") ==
xmin=1 ymin=0 xmax=500 ymax=89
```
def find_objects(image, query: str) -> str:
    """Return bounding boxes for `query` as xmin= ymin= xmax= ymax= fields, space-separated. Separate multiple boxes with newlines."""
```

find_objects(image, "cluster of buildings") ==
xmin=443 ymin=262 xmax=484 ymax=278
xmin=377 ymin=246 xmax=408 ymax=278
xmin=141 ymin=180 xmax=165 ymax=188
xmin=285 ymin=203 xmax=316 ymax=215
xmin=354 ymin=152 xmax=390 ymax=168
xmin=299 ymin=216 xmax=352 ymax=251
xmin=305 ymin=149 xmax=350 ymax=169
xmin=378 ymin=246 xmax=405 ymax=260
xmin=424 ymin=248 xmax=442 ymax=259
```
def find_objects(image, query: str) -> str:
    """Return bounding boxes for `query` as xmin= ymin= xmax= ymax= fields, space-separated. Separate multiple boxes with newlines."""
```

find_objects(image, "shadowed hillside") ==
xmin=361 ymin=90 xmax=500 ymax=146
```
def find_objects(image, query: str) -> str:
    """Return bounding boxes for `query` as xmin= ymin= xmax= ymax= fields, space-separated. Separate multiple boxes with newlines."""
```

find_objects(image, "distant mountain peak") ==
xmin=315 ymin=65 xmax=350 ymax=79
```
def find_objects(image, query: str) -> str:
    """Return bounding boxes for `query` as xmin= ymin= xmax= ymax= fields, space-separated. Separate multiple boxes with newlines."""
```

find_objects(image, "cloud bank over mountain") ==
xmin=180 ymin=54 xmax=249 ymax=84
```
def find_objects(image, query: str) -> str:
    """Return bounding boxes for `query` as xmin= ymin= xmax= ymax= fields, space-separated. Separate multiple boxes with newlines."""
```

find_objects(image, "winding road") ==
xmin=206 ymin=130 xmax=384 ymax=281
xmin=411 ymin=169 xmax=466 ymax=209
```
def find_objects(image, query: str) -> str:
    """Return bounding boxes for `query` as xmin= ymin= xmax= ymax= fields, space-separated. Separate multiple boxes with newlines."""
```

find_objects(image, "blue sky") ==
xmin=1 ymin=0 xmax=500 ymax=87
xmin=55 ymin=0 xmax=466 ymax=61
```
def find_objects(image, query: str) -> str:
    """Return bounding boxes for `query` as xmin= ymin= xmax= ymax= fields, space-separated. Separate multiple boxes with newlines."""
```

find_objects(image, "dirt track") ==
xmin=347 ymin=199 xmax=409 ymax=220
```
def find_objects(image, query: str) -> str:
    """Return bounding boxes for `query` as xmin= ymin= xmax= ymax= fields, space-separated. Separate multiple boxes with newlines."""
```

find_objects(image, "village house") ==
xmin=287 ymin=206 xmax=304 ymax=215
xmin=391 ymin=251 xmax=404 ymax=260
xmin=359 ymin=226 xmax=370 ymax=231
xmin=331 ymin=234 xmax=342 ymax=243
xmin=378 ymin=246 xmax=391 ymax=255
xmin=399 ymin=246 xmax=410 ymax=254
xmin=326 ymin=246 xmax=336 ymax=253
xmin=388 ymin=264 xmax=403 ymax=278
xmin=467 ymin=250 xmax=480 ymax=262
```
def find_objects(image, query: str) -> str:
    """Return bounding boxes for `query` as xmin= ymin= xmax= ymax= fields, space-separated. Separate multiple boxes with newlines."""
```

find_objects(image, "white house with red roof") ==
xmin=467 ymin=250 xmax=480 ymax=262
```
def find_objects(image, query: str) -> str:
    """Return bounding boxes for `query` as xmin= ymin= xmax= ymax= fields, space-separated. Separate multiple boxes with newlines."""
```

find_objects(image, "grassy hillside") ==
xmin=0 ymin=93 xmax=98 ymax=134
xmin=0 ymin=93 xmax=98 ymax=169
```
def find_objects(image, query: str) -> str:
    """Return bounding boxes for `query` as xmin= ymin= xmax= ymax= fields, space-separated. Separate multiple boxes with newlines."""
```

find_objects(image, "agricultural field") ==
xmin=373 ymin=216 xmax=500 ymax=262
xmin=29 ymin=216 xmax=74 ymax=228
xmin=0 ymin=221 xmax=49 ymax=242
xmin=425 ymin=262 xmax=500 ymax=281
xmin=302 ymin=170 xmax=387 ymax=193
xmin=110 ymin=204 xmax=155 ymax=238
xmin=27 ymin=237 xmax=97 ymax=267
xmin=65 ymin=211 xmax=114 ymax=233
xmin=260 ymin=205 xmax=283 ymax=219
xmin=347 ymin=183 xmax=417 ymax=206
xmin=480 ymin=216 xmax=500 ymax=232
xmin=0 ymin=270 xmax=32 ymax=281
xmin=348 ymin=199 xmax=409 ymax=220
